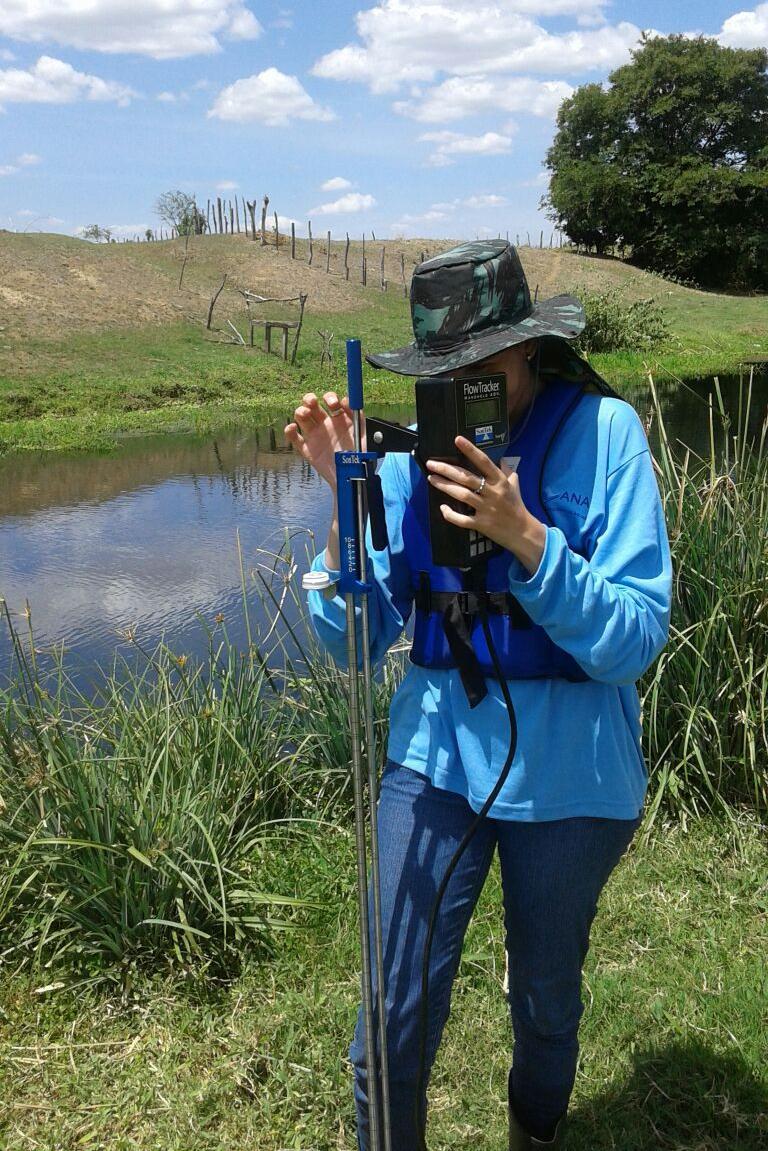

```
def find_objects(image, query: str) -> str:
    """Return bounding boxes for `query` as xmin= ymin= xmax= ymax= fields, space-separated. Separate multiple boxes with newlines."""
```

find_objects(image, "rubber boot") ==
xmin=508 ymin=1101 xmax=566 ymax=1150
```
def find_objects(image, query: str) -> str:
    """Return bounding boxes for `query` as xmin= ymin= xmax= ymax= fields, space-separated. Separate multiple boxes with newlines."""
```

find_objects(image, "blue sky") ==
xmin=1 ymin=1 xmax=766 ymax=242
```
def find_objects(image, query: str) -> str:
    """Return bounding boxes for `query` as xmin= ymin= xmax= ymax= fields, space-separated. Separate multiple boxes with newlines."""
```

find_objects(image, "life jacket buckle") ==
xmin=455 ymin=590 xmax=474 ymax=616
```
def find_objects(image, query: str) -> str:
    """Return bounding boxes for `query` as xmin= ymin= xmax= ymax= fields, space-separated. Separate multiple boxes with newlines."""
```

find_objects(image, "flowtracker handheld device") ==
xmin=368 ymin=373 xmax=509 ymax=568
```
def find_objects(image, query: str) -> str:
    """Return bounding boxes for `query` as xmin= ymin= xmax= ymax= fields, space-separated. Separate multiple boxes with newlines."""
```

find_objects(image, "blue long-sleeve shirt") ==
xmin=307 ymin=389 xmax=672 ymax=821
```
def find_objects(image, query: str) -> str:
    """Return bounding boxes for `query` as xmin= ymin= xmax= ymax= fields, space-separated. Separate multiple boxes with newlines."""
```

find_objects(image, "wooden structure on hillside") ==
xmin=239 ymin=290 xmax=308 ymax=364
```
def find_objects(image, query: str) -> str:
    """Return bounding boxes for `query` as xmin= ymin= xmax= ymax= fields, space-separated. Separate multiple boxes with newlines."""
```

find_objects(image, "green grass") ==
xmin=0 ymin=816 xmax=765 ymax=1150
xmin=0 ymin=312 xmax=412 ymax=455
xmin=1 ymin=234 xmax=766 ymax=454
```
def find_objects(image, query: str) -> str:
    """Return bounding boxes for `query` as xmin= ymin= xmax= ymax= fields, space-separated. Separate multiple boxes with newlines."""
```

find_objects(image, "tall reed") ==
xmin=642 ymin=370 xmax=768 ymax=824
xmin=0 ymin=608 xmax=312 ymax=979
xmin=0 ymin=539 xmax=403 ymax=979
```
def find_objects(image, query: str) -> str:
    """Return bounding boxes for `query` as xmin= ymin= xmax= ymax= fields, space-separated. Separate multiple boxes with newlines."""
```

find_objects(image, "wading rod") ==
xmin=304 ymin=340 xmax=391 ymax=1151
xmin=347 ymin=341 xmax=392 ymax=1151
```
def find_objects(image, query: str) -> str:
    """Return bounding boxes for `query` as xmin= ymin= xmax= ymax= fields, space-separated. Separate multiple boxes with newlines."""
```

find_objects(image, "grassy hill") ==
xmin=0 ymin=231 xmax=766 ymax=453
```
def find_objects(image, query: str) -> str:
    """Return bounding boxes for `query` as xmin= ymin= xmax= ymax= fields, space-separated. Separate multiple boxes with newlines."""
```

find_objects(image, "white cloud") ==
xmin=309 ymin=192 xmax=376 ymax=215
xmin=518 ymin=170 xmax=550 ymax=188
xmin=274 ymin=213 xmax=301 ymax=233
xmin=15 ymin=210 xmax=64 ymax=225
xmin=484 ymin=21 xmax=646 ymax=74
xmin=0 ymin=56 xmax=135 ymax=109
xmin=216 ymin=180 xmax=239 ymax=190
xmin=321 ymin=175 xmax=353 ymax=191
xmin=0 ymin=1 xmax=262 ymax=60
xmin=396 ymin=75 xmax=572 ymax=122
xmin=271 ymin=9 xmax=294 ymax=30
xmin=313 ymin=1 xmax=639 ymax=94
xmin=719 ymin=4 xmax=768 ymax=48
xmin=390 ymin=207 xmax=452 ymax=233
xmin=420 ymin=129 xmax=514 ymax=167
xmin=391 ymin=191 xmax=507 ymax=231
xmin=463 ymin=193 xmax=508 ymax=208
xmin=208 ymin=68 xmax=335 ymax=126
xmin=156 ymin=91 xmax=178 ymax=103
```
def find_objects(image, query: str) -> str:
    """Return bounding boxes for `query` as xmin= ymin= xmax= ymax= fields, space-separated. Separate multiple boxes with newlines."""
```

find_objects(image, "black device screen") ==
xmin=465 ymin=396 xmax=502 ymax=426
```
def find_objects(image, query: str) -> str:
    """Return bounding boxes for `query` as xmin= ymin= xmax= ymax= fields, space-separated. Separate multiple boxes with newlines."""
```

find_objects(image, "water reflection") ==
xmin=0 ymin=406 xmax=415 ymax=688
xmin=0 ymin=378 xmax=765 ymax=689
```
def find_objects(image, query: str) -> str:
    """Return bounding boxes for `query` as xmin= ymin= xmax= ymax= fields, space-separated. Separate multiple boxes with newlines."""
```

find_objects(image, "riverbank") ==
xmin=1 ymin=233 xmax=766 ymax=454
xmin=1 ymin=374 xmax=765 ymax=1146
xmin=1 ymin=815 xmax=765 ymax=1151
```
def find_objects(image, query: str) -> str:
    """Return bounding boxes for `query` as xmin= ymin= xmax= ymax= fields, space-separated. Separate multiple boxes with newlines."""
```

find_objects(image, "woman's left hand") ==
xmin=426 ymin=436 xmax=547 ymax=575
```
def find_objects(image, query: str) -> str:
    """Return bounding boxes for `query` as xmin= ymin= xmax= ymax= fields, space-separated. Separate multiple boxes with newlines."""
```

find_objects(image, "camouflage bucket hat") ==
xmin=366 ymin=239 xmax=586 ymax=376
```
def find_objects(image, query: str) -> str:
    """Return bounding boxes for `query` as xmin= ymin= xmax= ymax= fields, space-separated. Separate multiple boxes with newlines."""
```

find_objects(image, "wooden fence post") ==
xmin=401 ymin=252 xmax=407 ymax=297
xmin=291 ymin=222 xmax=296 ymax=259
xmin=344 ymin=233 xmax=350 ymax=280
xmin=234 ymin=198 xmax=240 ymax=234
xmin=206 ymin=200 xmax=211 ymax=233
xmin=308 ymin=220 xmax=313 ymax=265
xmin=361 ymin=233 xmax=366 ymax=285
xmin=380 ymin=244 xmax=386 ymax=290
xmin=326 ymin=230 xmax=331 ymax=273
xmin=274 ymin=211 xmax=279 ymax=248
xmin=247 ymin=200 xmax=257 ymax=240
xmin=206 ymin=274 xmax=227 ymax=329
xmin=260 ymin=195 xmax=269 ymax=246
xmin=216 ymin=198 xmax=223 ymax=235
xmin=290 ymin=293 xmax=308 ymax=366
xmin=241 ymin=196 xmax=247 ymax=236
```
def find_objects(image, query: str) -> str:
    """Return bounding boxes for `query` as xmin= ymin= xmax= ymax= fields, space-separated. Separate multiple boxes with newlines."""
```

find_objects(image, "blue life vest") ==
xmin=403 ymin=377 xmax=590 ymax=702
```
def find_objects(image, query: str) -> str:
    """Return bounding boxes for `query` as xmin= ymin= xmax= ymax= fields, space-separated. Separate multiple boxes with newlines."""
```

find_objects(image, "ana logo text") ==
xmin=554 ymin=490 xmax=590 ymax=509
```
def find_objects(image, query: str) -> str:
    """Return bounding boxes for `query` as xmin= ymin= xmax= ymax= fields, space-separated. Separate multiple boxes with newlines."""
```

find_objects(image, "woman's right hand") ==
xmin=284 ymin=391 xmax=362 ymax=490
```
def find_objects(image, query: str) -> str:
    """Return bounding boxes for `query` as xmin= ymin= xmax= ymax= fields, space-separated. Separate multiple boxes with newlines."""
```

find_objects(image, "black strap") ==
xmin=442 ymin=598 xmax=488 ymax=708
xmin=414 ymin=583 xmax=533 ymax=630
xmin=365 ymin=461 xmax=388 ymax=552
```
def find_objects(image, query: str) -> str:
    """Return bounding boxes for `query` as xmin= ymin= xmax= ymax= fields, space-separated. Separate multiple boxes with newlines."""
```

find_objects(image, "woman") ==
xmin=285 ymin=241 xmax=672 ymax=1150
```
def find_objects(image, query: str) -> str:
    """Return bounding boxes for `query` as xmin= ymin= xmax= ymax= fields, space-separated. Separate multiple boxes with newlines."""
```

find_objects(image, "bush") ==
xmin=573 ymin=285 xmax=670 ymax=354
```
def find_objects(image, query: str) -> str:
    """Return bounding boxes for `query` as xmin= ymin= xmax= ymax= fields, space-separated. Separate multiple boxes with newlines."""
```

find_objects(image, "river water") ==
xmin=1 ymin=376 xmax=765 ymax=688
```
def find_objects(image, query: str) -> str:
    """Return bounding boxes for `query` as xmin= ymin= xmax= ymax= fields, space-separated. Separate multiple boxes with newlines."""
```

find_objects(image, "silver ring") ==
xmin=329 ymin=408 xmax=345 ymax=418
xmin=475 ymin=477 xmax=486 ymax=496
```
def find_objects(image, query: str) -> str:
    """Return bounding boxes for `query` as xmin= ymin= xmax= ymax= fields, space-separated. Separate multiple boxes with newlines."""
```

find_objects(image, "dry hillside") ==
xmin=0 ymin=230 xmax=696 ymax=344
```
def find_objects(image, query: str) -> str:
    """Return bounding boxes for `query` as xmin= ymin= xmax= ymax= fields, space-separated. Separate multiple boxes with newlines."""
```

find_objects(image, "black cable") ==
xmin=412 ymin=355 xmax=542 ymax=1148
xmin=414 ymin=570 xmax=519 ymax=1151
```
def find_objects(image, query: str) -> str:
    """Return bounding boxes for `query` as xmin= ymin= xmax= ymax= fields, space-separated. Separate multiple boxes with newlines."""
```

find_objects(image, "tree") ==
xmin=81 ymin=224 xmax=113 ymax=243
xmin=544 ymin=35 xmax=768 ymax=290
xmin=154 ymin=190 xmax=207 ymax=236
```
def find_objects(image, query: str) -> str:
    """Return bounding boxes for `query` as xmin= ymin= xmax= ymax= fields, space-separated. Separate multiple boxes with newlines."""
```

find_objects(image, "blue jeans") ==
xmin=350 ymin=762 xmax=640 ymax=1150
